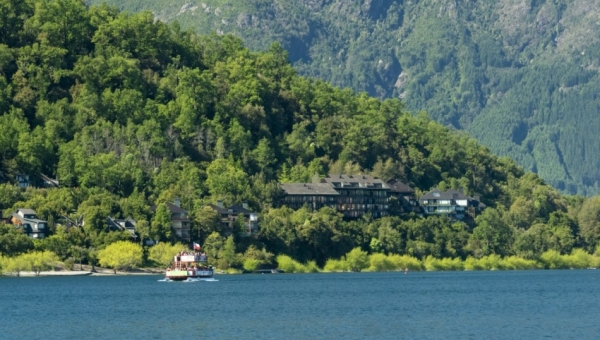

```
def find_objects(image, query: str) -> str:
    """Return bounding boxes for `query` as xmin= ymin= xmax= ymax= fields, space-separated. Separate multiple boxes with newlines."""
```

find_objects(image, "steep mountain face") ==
xmin=90 ymin=0 xmax=600 ymax=195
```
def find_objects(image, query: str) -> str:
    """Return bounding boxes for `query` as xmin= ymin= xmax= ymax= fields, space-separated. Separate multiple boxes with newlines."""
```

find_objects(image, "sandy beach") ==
xmin=2 ymin=266 xmax=164 ymax=277
xmin=5 ymin=271 xmax=94 ymax=277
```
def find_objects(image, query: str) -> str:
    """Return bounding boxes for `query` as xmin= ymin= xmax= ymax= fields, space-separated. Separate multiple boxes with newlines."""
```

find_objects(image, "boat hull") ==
xmin=165 ymin=269 xmax=214 ymax=281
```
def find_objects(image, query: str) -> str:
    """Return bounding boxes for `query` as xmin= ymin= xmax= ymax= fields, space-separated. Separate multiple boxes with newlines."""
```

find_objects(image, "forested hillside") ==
xmin=2 ymin=0 xmax=600 ymax=269
xmin=91 ymin=0 xmax=600 ymax=195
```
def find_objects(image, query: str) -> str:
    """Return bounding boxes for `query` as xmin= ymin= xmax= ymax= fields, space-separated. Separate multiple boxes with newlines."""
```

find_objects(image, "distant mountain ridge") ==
xmin=90 ymin=0 xmax=600 ymax=195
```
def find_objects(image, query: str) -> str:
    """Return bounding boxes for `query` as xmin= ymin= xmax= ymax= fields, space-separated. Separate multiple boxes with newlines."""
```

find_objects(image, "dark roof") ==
xmin=208 ymin=204 xmax=227 ymax=214
xmin=208 ymin=204 xmax=256 ymax=216
xmin=107 ymin=217 xmax=137 ymax=238
xmin=166 ymin=202 xmax=187 ymax=213
xmin=151 ymin=202 xmax=187 ymax=214
xmin=470 ymin=197 xmax=486 ymax=209
xmin=320 ymin=174 xmax=389 ymax=190
xmin=387 ymin=179 xmax=415 ymax=193
xmin=420 ymin=188 xmax=470 ymax=200
xmin=280 ymin=183 xmax=339 ymax=196
xmin=107 ymin=217 xmax=137 ymax=230
xmin=40 ymin=173 xmax=59 ymax=187
xmin=231 ymin=204 xmax=255 ymax=214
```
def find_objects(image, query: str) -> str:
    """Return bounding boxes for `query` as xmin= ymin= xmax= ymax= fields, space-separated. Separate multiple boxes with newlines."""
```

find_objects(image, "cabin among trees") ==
xmin=9 ymin=174 xmax=59 ymax=189
xmin=10 ymin=209 xmax=47 ymax=239
xmin=387 ymin=179 xmax=419 ymax=214
xmin=279 ymin=175 xmax=485 ymax=222
xmin=106 ymin=217 xmax=138 ymax=241
xmin=151 ymin=198 xmax=191 ymax=242
xmin=281 ymin=174 xmax=397 ymax=218
xmin=207 ymin=201 xmax=259 ymax=236
xmin=419 ymin=188 xmax=486 ymax=221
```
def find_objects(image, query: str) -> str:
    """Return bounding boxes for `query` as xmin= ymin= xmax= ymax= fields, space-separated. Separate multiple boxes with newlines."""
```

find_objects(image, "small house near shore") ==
xmin=151 ymin=198 xmax=191 ymax=242
xmin=10 ymin=208 xmax=47 ymax=239
xmin=106 ymin=216 xmax=138 ymax=241
xmin=419 ymin=188 xmax=486 ymax=221
xmin=207 ymin=201 xmax=259 ymax=236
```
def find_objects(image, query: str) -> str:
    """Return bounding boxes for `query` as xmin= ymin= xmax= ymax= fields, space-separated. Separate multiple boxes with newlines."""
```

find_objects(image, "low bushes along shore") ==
xmin=275 ymin=248 xmax=600 ymax=273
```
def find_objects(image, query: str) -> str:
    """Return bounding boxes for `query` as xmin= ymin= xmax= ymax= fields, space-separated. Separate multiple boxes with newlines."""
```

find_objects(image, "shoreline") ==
xmin=1 ymin=268 xmax=165 ymax=277
xmin=1 ymin=271 xmax=163 ymax=277
xmin=3 ymin=271 xmax=94 ymax=277
xmin=3 ymin=267 xmax=597 ymax=277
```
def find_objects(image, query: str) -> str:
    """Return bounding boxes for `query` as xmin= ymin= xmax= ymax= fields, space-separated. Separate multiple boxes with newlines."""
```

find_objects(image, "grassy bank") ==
xmin=5 ymin=249 xmax=599 ymax=276
xmin=275 ymin=248 xmax=600 ymax=273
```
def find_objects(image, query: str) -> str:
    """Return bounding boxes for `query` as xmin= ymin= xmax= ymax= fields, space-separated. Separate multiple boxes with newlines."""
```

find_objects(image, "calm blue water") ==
xmin=1 ymin=270 xmax=599 ymax=339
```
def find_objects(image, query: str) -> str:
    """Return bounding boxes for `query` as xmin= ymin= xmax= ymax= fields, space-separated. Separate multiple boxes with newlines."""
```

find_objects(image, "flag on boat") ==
xmin=193 ymin=242 xmax=201 ymax=250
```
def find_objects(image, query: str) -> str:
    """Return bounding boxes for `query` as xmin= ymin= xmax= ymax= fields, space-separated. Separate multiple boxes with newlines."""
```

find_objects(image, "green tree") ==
xmin=193 ymin=206 xmax=222 ymax=241
xmin=577 ymin=196 xmax=600 ymax=250
xmin=97 ymin=241 xmax=143 ymax=274
xmin=20 ymin=251 xmax=60 ymax=276
xmin=151 ymin=203 xmax=172 ymax=242
xmin=202 ymin=232 xmax=224 ymax=262
xmin=220 ymin=235 xmax=238 ymax=269
xmin=134 ymin=219 xmax=150 ymax=245
xmin=205 ymin=158 xmax=249 ymax=198
xmin=0 ymin=224 xmax=34 ymax=256
xmin=258 ymin=207 xmax=300 ymax=257
xmin=1 ymin=255 xmax=31 ymax=276
xmin=38 ymin=233 xmax=71 ymax=260
xmin=242 ymin=245 xmax=274 ymax=271
xmin=0 ymin=184 xmax=22 ymax=211
xmin=344 ymin=247 xmax=369 ymax=272
xmin=469 ymin=208 xmax=514 ymax=257
xmin=70 ymin=245 xmax=88 ymax=270
xmin=513 ymin=223 xmax=552 ymax=259
xmin=252 ymin=138 xmax=276 ymax=177
xmin=148 ymin=242 xmax=187 ymax=267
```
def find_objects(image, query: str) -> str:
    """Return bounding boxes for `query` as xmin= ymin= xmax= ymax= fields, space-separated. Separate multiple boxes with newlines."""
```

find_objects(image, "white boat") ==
xmin=165 ymin=253 xmax=214 ymax=281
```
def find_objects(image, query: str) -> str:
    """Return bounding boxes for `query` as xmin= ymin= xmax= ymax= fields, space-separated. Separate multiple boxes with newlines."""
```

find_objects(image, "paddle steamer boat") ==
xmin=165 ymin=252 xmax=214 ymax=281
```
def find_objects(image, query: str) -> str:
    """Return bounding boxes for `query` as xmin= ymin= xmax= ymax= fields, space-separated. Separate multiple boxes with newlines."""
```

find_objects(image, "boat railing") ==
xmin=174 ymin=254 xmax=208 ymax=263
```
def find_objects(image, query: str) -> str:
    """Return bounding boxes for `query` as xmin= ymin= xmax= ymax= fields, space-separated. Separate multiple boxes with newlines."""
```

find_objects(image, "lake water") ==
xmin=1 ymin=270 xmax=599 ymax=339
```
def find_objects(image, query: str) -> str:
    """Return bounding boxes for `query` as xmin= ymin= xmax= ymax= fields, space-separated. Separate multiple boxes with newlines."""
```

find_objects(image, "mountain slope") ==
xmin=90 ymin=0 xmax=600 ymax=195
xmin=4 ymin=0 xmax=600 ymax=262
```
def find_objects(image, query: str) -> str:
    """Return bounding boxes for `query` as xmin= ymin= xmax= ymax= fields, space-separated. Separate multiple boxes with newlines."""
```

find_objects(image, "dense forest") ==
xmin=91 ymin=0 xmax=600 ymax=196
xmin=2 ymin=0 xmax=600 ymax=271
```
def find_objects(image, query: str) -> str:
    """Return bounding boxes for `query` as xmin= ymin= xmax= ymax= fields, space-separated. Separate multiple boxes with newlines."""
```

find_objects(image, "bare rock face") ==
xmin=376 ymin=55 xmax=401 ymax=88
xmin=437 ymin=0 xmax=458 ymax=20
xmin=395 ymin=71 xmax=409 ymax=90
xmin=493 ymin=0 xmax=600 ymax=56
xmin=177 ymin=3 xmax=198 ymax=16
xmin=556 ymin=0 xmax=600 ymax=54
xmin=495 ymin=0 xmax=533 ymax=47
xmin=237 ymin=13 xmax=251 ymax=28
xmin=534 ymin=2 xmax=558 ymax=34
xmin=301 ymin=0 xmax=328 ymax=11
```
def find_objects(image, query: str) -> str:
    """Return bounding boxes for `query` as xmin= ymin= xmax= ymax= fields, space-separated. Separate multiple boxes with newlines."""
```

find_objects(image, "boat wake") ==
xmin=157 ymin=278 xmax=218 ymax=282
xmin=184 ymin=278 xmax=219 ymax=282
